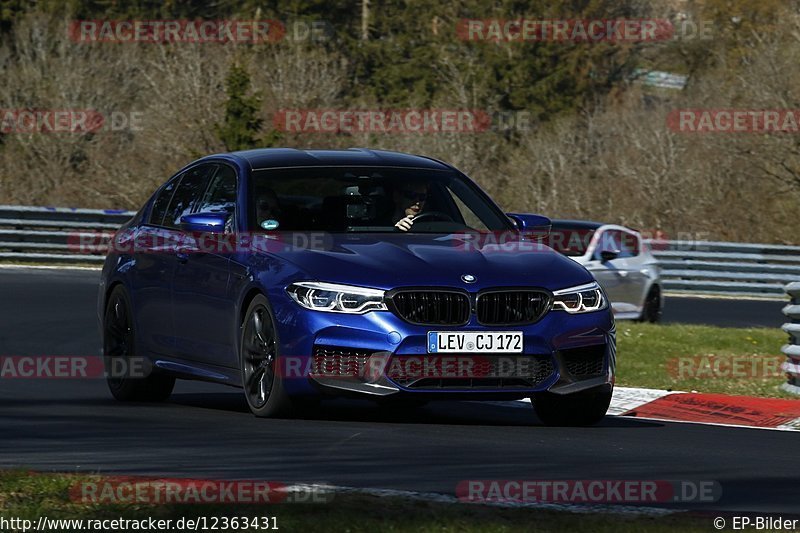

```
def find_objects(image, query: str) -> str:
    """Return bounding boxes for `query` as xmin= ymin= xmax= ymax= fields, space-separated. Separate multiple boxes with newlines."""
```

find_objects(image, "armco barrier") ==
xmin=0 ymin=205 xmax=134 ymax=264
xmin=649 ymin=240 xmax=800 ymax=298
xmin=781 ymin=282 xmax=800 ymax=395
xmin=0 ymin=205 xmax=797 ymax=299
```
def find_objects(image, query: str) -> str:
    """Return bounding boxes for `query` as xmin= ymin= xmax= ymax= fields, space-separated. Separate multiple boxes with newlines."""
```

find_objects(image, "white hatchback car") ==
xmin=548 ymin=220 xmax=663 ymax=322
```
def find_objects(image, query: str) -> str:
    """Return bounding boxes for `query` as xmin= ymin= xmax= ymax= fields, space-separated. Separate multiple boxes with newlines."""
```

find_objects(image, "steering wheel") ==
xmin=411 ymin=211 xmax=456 ymax=224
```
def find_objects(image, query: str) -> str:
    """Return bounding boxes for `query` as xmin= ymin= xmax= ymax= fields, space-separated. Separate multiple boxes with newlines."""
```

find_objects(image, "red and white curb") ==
xmin=509 ymin=386 xmax=800 ymax=431
xmin=611 ymin=387 xmax=800 ymax=431
xmin=606 ymin=387 xmax=681 ymax=416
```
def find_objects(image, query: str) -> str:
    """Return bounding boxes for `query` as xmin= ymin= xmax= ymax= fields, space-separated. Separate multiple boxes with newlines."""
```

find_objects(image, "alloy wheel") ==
xmin=242 ymin=305 xmax=277 ymax=409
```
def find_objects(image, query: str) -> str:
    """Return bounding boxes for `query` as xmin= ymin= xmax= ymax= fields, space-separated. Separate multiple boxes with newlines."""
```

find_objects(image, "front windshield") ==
xmin=249 ymin=167 xmax=511 ymax=233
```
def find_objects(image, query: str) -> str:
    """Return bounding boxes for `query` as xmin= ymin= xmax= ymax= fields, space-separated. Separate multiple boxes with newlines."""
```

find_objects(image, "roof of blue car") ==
xmin=227 ymin=148 xmax=452 ymax=171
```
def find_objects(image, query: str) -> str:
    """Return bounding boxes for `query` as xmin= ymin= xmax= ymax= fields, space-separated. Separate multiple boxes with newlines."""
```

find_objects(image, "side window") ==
xmin=163 ymin=165 xmax=216 ymax=229
xmin=618 ymin=232 xmax=640 ymax=258
xmin=594 ymin=230 xmax=622 ymax=259
xmin=594 ymin=230 xmax=639 ymax=259
xmin=148 ymin=180 xmax=178 ymax=226
xmin=196 ymin=165 xmax=238 ymax=232
xmin=196 ymin=166 xmax=237 ymax=216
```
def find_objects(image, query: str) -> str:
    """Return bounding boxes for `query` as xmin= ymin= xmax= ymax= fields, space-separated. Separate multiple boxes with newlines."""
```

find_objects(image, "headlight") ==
xmin=551 ymin=282 xmax=606 ymax=314
xmin=286 ymin=282 xmax=387 ymax=314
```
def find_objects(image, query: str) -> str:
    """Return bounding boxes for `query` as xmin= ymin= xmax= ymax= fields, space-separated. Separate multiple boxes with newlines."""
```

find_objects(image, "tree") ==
xmin=215 ymin=62 xmax=263 ymax=151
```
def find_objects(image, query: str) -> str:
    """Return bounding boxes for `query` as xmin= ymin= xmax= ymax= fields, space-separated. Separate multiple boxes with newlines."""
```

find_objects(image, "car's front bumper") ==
xmin=268 ymin=290 xmax=616 ymax=398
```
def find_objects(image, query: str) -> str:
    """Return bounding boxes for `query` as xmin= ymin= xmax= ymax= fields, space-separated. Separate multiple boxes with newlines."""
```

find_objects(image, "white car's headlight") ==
xmin=551 ymin=282 xmax=607 ymax=314
xmin=286 ymin=282 xmax=387 ymax=314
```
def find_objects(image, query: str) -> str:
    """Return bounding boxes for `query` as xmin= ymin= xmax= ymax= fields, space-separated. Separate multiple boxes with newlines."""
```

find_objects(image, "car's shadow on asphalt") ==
xmin=167 ymin=392 xmax=663 ymax=429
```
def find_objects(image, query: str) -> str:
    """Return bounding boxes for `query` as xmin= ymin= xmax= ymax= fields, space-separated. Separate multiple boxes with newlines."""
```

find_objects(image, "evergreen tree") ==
xmin=215 ymin=62 xmax=263 ymax=151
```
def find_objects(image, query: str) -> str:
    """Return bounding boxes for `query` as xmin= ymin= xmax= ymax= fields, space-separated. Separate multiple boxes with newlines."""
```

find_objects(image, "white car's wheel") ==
xmin=640 ymin=286 xmax=662 ymax=323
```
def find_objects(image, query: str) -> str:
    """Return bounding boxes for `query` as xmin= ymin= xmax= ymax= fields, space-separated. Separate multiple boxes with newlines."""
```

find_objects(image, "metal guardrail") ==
xmin=0 ymin=205 xmax=797 ymax=300
xmin=0 ymin=205 xmax=134 ymax=264
xmin=781 ymin=282 xmax=800 ymax=395
xmin=648 ymin=240 xmax=800 ymax=298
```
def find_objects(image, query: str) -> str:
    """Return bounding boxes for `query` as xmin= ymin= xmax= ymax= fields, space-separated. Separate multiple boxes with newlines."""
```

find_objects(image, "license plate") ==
xmin=427 ymin=331 xmax=523 ymax=353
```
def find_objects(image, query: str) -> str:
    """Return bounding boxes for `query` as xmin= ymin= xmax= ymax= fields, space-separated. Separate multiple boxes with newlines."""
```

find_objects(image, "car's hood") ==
xmin=267 ymin=233 xmax=593 ymax=291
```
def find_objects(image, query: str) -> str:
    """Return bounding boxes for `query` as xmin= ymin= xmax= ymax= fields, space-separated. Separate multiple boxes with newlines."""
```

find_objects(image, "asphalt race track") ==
xmin=0 ymin=267 xmax=796 ymax=514
xmin=661 ymin=296 xmax=786 ymax=329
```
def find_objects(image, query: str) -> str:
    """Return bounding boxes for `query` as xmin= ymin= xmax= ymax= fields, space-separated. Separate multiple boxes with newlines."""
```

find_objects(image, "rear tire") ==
xmin=639 ymin=286 xmax=662 ymax=323
xmin=103 ymin=286 xmax=175 ymax=402
xmin=532 ymin=387 xmax=612 ymax=426
xmin=240 ymin=294 xmax=294 ymax=418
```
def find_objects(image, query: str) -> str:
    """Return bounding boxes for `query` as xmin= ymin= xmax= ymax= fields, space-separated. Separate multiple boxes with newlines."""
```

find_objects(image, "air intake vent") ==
xmin=311 ymin=345 xmax=374 ymax=377
xmin=560 ymin=345 xmax=606 ymax=378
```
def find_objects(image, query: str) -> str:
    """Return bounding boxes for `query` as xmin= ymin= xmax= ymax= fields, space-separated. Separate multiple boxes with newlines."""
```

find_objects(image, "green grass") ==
xmin=0 ymin=470 xmax=720 ymax=532
xmin=616 ymin=323 xmax=792 ymax=398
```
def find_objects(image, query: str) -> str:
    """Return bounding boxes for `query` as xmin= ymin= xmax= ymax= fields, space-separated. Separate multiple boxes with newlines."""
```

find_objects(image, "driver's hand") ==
xmin=395 ymin=215 xmax=415 ymax=232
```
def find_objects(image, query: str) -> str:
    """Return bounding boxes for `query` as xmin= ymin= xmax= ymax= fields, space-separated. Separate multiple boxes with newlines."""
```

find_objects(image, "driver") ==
xmin=393 ymin=182 xmax=429 ymax=232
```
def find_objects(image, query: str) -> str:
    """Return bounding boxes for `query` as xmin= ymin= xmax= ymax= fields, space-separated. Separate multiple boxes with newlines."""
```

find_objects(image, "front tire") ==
xmin=103 ymin=286 xmax=175 ymax=402
xmin=532 ymin=387 xmax=612 ymax=426
xmin=240 ymin=294 xmax=293 ymax=418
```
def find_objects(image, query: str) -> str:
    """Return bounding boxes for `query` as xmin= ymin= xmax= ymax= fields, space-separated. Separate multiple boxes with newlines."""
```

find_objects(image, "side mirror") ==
xmin=506 ymin=213 xmax=551 ymax=241
xmin=180 ymin=212 xmax=229 ymax=234
xmin=599 ymin=249 xmax=620 ymax=262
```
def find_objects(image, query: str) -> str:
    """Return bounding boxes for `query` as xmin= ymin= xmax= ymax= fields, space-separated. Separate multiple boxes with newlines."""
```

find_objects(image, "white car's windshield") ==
xmin=548 ymin=225 xmax=597 ymax=256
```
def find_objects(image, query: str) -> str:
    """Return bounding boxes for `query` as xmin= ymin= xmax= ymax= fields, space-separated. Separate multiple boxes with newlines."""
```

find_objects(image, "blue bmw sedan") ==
xmin=99 ymin=148 xmax=616 ymax=425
